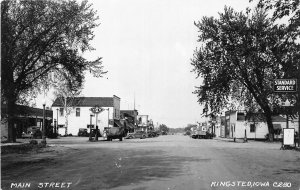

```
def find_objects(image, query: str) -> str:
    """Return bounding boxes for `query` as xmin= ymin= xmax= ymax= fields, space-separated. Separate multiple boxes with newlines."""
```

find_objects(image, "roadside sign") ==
xmin=283 ymin=128 xmax=295 ymax=146
xmin=90 ymin=106 xmax=104 ymax=114
xmin=274 ymin=79 xmax=297 ymax=92
xmin=87 ymin=125 xmax=94 ymax=128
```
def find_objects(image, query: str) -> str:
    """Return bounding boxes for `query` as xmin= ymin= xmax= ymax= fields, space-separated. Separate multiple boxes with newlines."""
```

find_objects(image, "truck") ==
xmin=191 ymin=125 xmax=213 ymax=139
xmin=105 ymin=127 xmax=125 ymax=141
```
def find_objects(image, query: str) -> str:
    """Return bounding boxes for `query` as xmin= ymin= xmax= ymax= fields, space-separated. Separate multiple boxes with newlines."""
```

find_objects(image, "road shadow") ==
xmin=1 ymin=147 xmax=208 ymax=190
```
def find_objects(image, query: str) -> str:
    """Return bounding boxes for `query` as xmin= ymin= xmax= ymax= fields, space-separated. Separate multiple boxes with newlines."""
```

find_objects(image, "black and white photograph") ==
xmin=1 ymin=0 xmax=300 ymax=189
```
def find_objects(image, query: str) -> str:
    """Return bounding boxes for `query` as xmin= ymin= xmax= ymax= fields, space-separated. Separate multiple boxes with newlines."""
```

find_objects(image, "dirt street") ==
xmin=1 ymin=135 xmax=300 ymax=190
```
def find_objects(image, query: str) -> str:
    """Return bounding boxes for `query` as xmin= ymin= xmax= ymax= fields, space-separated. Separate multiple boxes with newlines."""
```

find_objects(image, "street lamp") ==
xmin=107 ymin=108 xmax=110 ymax=128
xmin=41 ymin=103 xmax=46 ymax=145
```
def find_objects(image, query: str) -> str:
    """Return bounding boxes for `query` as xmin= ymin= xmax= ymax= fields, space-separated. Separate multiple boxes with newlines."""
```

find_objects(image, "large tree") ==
xmin=1 ymin=0 xmax=106 ymax=142
xmin=254 ymin=0 xmax=300 ymax=142
xmin=191 ymin=6 xmax=293 ymax=141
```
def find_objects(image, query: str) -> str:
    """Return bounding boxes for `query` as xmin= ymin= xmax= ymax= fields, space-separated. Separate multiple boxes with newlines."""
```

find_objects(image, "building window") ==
xmin=59 ymin=108 xmax=64 ymax=117
xmin=237 ymin=112 xmax=245 ymax=121
xmin=115 ymin=109 xmax=116 ymax=118
xmin=250 ymin=124 xmax=255 ymax=133
xmin=273 ymin=124 xmax=282 ymax=135
xmin=76 ymin=108 xmax=80 ymax=117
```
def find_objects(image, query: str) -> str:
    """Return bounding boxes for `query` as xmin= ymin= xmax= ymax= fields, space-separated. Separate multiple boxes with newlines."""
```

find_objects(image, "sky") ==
xmin=39 ymin=0 xmax=254 ymax=128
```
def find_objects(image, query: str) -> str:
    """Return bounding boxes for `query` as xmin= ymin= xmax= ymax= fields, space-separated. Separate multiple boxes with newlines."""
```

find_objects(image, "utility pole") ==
xmin=41 ymin=103 xmax=46 ymax=145
xmin=297 ymin=61 xmax=300 ymax=147
xmin=56 ymin=108 xmax=59 ymax=135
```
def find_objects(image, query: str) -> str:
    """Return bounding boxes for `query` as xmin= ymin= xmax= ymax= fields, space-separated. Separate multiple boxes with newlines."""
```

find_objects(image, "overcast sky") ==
xmin=40 ymin=0 xmax=254 ymax=128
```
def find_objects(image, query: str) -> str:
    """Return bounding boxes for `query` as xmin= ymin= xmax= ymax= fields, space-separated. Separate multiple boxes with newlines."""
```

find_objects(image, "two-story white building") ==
xmin=51 ymin=95 xmax=121 ymax=136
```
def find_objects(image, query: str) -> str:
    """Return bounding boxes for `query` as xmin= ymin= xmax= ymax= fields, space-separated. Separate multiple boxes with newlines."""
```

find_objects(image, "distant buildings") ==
xmin=51 ymin=95 xmax=121 ymax=136
xmin=202 ymin=110 xmax=298 ymax=140
xmin=120 ymin=110 xmax=138 ymax=133
xmin=1 ymin=103 xmax=53 ymax=138
xmin=51 ymin=95 xmax=154 ymax=136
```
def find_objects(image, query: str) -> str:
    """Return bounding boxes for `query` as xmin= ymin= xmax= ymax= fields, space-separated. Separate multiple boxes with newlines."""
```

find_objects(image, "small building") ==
xmin=1 ymin=104 xmax=53 ymax=138
xmin=120 ymin=110 xmax=139 ymax=133
xmin=51 ymin=95 xmax=121 ymax=136
xmin=224 ymin=110 xmax=297 ymax=140
xmin=136 ymin=115 xmax=149 ymax=132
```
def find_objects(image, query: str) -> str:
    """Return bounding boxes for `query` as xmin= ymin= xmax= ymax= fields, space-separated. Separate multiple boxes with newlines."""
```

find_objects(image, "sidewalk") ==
xmin=214 ymin=137 xmax=300 ymax=151
xmin=1 ymin=138 xmax=44 ymax=147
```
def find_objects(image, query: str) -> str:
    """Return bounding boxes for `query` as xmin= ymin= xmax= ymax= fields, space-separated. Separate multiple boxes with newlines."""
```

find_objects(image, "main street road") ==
xmin=2 ymin=135 xmax=300 ymax=190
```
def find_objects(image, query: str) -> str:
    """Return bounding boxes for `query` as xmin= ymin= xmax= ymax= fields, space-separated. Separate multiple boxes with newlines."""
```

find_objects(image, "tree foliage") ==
xmin=1 ymin=0 xmax=106 ymax=142
xmin=191 ymin=6 xmax=298 ymax=141
xmin=252 ymin=0 xmax=300 ymax=119
xmin=254 ymin=0 xmax=299 ymax=29
xmin=184 ymin=124 xmax=197 ymax=132
xmin=159 ymin=124 xmax=169 ymax=133
xmin=51 ymin=71 xmax=83 ymax=136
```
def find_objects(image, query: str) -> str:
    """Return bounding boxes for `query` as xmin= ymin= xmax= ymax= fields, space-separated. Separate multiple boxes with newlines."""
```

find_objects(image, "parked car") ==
xmin=78 ymin=128 xmax=89 ymax=137
xmin=147 ymin=131 xmax=158 ymax=138
xmin=22 ymin=127 xmax=42 ymax=139
xmin=106 ymin=127 xmax=124 ymax=141
xmin=125 ymin=131 xmax=147 ymax=139
xmin=22 ymin=131 xmax=33 ymax=139
xmin=161 ymin=131 xmax=168 ymax=135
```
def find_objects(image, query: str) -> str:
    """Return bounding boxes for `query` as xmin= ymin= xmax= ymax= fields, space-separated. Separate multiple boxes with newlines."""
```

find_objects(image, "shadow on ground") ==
xmin=1 ymin=147 xmax=204 ymax=190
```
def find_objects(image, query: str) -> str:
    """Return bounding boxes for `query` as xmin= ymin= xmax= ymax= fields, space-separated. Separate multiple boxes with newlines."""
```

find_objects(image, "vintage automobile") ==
xmin=22 ymin=131 xmax=33 ymax=139
xmin=105 ymin=127 xmax=124 ymax=141
xmin=22 ymin=126 xmax=42 ymax=139
xmin=191 ymin=126 xmax=213 ymax=139
xmin=125 ymin=131 xmax=147 ymax=139
xmin=78 ymin=128 xmax=89 ymax=137
xmin=147 ymin=131 xmax=159 ymax=138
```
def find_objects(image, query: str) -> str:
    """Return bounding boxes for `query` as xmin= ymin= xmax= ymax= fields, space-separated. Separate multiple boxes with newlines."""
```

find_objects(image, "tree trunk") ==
xmin=265 ymin=111 xmax=274 ymax=141
xmin=3 ymin=62 xmax=17 ymax=142
xmin=6 ymin=95 xmax=17 ymax=142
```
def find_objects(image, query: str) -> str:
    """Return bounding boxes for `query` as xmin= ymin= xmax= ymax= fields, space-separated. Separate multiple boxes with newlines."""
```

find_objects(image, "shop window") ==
xmin=76 ymin=108 xmax=80 ymax=117
xmin=250 ymin=124 xmax=256 ymax=133
xmin=59 ymin=108 xmax=64 ymax=117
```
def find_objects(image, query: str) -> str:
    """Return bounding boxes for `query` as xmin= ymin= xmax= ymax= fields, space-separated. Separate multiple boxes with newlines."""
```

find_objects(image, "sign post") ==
xmin=274 ymin=79 xmax=298 ymax=148
xmin=89 ymin=106 xmax=104 ymax=141
xmin=283 ymin=128 xmax=295 ymax=147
